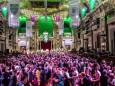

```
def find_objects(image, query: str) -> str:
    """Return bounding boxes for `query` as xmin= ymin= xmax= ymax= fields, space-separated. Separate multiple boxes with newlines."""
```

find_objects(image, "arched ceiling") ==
xmin=1 ymin=0 xmax=115 ymax=20
xmin=20 ymin=0 xmax=89 ymax=20
xmin=20 ymin=0 xmax=114 ymax=19
xmin=20 ymin=0 xmax=69 ymax=19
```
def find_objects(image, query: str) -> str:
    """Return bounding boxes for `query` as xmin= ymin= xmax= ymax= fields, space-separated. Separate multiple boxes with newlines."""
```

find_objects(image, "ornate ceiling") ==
xmin=20 ymin=0 xmax=92 ymax=20
xmin=1 ymin=0 xmax=115 ymax=20
xmin=20 ymin=0 xmax=114 ymax=19
xmin=20 ymin=0 xmax=69 ymax=20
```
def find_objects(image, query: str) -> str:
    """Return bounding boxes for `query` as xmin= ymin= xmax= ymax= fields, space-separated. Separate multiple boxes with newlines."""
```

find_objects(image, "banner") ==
xmin=26 ymin=21 xmax=32 ymax=37
xmin=58 ymin=20 xmax=64 ymax=35
xmin=8 ymin=16 xmax=19 ymax=27
xmin=69 ymin=0 xmax=80 ymax=27
xmin=70 ymin=17 xmax=80 ymax=27
xmin=18 ymin=33 xmax=27 ymax=46
xmin=42 ymin=32 xmax=50 ymax=43
xmin=8 ymin=0 xmax=20 ymax=27
xmin=69 ymin=0 xmax=79 ymax=18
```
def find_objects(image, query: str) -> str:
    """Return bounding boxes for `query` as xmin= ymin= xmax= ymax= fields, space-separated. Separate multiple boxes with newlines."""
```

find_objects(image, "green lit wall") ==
xmin=2 ymin=7 xmax=7 ymax=19
xmin=38 ymin=16 xmax=53 ymax=35
xmin=81 ymin=8 xmax=86 ymax=19
xmin=63 ymin=17 xmax=72 ymax=34
xmin=18 ymin=16 xmax=27 ymax=33
xmin=89 ymin=0 xmax=96 ymax=11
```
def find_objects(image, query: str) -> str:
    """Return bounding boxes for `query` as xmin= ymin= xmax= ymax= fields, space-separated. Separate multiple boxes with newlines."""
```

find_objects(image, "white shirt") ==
xmin=65 ymin=72 xmax=70 ymax=78
xmin=75 ymin=70 xmax=79 ymax=77
xmin=112 ymin=79 xmax=115 ymax=85
xmin=97 ymin=70 xmax=101 ymax=76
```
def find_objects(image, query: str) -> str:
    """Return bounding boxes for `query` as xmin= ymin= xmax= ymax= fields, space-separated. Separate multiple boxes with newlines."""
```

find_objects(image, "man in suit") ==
xmin=9 ymin=70 xmax=17 ymax=86
xmin=28 ymin=66 xmax=34 ymax=84
xmin=1 ymin=68 xmax=9 ymax=86
xmin=17 ymin=75 xmax=28 ymax=86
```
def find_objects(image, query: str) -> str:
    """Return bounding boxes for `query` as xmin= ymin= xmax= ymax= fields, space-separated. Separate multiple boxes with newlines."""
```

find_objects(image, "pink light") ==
xmin=55 ymin=16 xmax=60 ymax=22
xmin=30 ymin=16 xmax=35 ymax=22
xmin=10 ymin=14 xmax=14 ymax=18
xmin=32 ymin=22 xmax=35 ymax=25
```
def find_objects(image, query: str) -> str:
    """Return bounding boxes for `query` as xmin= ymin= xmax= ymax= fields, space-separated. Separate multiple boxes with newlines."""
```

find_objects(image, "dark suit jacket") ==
xmin=28 ymin=70 xmax=33 ymax=82
xmin=8 ymin=74 xmax=17 ymax=86
xmin=1 ymin=72 xmax=9 ymax=86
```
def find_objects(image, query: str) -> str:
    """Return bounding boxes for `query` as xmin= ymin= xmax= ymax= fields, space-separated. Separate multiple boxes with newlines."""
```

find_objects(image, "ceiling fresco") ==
xmin=0 ymin=0 xmax=115 ymax=20
xmin=20 ymin=0 xmax=115 ymax=18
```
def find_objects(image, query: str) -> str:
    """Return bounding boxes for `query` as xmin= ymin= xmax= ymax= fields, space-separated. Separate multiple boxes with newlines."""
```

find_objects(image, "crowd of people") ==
xmin=0 ymin=52 xmax=115 ymax=86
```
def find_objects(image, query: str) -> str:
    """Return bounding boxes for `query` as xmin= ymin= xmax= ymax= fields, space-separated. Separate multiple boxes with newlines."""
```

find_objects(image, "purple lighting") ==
xmin=55 ymin=16 xmax=60 ymax=22
xmin=30 ymin=16 xmax=35 ymax=22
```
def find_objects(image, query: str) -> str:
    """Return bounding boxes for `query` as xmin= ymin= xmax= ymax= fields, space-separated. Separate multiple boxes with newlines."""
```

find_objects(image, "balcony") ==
xmin=28 ymin=0 xmax=61 ymax=2
xmin=107 ymin=9 xmax=115 ymax=24
xmin=28 ymin=0 xmax=62 ymax=8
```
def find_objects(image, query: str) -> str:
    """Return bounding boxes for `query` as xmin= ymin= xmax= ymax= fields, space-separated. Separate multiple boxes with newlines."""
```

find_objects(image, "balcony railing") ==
xmin=28 ymin=0 xmax=62 ymax=2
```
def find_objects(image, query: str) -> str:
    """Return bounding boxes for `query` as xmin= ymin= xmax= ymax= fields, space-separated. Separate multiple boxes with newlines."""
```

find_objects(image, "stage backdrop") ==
xmin=41 ymin=41 xmax=51 ymax=50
